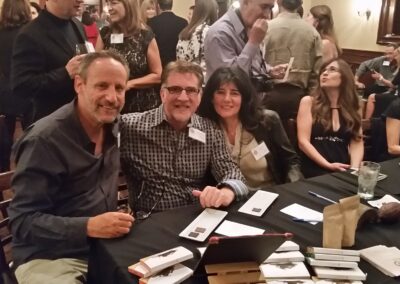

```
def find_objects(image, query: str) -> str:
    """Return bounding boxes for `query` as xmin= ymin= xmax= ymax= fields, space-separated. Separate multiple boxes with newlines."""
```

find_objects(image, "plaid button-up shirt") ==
xmin=120 ymin=105 xmax=248 ymax=212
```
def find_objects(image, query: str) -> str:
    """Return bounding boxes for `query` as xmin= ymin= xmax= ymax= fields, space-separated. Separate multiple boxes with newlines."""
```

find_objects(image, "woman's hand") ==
xmin=328 ymin=162 xmax=350 ymax=172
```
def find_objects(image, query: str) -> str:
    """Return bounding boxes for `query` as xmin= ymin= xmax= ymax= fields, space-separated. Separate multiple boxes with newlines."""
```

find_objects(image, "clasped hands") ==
xmin=192 ymin=186 xmax=235 ymax=208
xmin=87 ymin=212 xmax=134 ymax=239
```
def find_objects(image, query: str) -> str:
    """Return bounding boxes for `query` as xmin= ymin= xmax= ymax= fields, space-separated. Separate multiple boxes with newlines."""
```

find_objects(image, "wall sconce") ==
xmin=358 ymin=8 xmax=372 ymax=20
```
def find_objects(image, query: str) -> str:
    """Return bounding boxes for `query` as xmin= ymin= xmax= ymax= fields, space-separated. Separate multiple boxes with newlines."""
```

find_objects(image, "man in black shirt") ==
xmin=148 ymin=0 xmax=187 ymax=67
xmin=11 ymin=0 xmax=87 ymax=124
xmin=9 ymin=51 xmax=134 ymax=284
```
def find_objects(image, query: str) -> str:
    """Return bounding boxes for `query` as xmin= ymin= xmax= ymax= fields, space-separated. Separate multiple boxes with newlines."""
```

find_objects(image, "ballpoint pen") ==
xmin=308 ymin=191 xmax=337 ymax=204
xmin=292 ymin=218 xmax=322 ymax=223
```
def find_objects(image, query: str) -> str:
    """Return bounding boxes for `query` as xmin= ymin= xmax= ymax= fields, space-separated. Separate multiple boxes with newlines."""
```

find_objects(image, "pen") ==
xmin=308 ymin=191 xmax=337 ymax=204
xmin=292 ymin=218 xmax=322 ymax=223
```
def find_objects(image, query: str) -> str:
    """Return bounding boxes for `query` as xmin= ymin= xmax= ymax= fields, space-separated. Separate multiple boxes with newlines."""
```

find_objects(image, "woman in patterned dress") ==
xmin=96 ymin=0 xmax=162 ymax=113
xmin=176 ymin=0 xmax=218 ymax=79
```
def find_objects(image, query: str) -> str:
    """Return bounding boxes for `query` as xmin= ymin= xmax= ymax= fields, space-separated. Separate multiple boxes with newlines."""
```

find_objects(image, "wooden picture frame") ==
xmin=377 ymin=0 xmax=400 ymax=44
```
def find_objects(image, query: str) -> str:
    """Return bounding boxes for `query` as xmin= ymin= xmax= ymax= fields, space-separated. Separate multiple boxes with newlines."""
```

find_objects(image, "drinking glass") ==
xmin=357 ymin=161 xmax=380 ymax=200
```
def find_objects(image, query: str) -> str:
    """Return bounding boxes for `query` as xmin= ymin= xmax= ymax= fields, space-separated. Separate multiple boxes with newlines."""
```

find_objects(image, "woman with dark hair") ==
xmin=81 ymin=10 xmax=99 ymax=46
xmin=198 ymin=67 xmax=302 ymax=189
xmin=96 ymin=0 xmax=162 ymax=113
xmin=0 ymin=0 xmax=31 ymax=171
xmin=176 ymin=0 xmax=218 ymax=78
xmin=306 ymin=5 xmax=340 ymax=63
xmin=29 ymin=2 xmax=41 ymax=19
xmin=297 ymin=58 xmax=363 ymax=178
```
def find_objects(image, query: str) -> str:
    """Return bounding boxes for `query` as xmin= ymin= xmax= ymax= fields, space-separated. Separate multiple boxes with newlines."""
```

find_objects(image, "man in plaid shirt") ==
xmin=121 ymin=61 xmax=248 ymax=215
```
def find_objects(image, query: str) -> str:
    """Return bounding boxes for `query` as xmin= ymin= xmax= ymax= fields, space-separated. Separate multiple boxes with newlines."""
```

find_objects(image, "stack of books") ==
xmin=259 ymin=241 xmax=311 ymax=282
xmin=128 ymin=246 xmax=193 ymax=284
xmin=306 ymin=247 xmax=367 ymax=281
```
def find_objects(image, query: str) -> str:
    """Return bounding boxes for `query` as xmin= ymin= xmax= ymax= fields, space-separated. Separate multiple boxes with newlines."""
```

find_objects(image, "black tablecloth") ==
xmin=88 ymin=159 xmax=400 ymax=284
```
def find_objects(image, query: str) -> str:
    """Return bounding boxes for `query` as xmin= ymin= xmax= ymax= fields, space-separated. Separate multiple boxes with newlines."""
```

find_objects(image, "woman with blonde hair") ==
xmin=176 ymin=0 xmax=218 ymax=78
xmin=297 ymin=58 xmax=363 ymax=177
xmin=96 ymin=0 xmax=162 ymax=113
xmin=140 ymin=0 xmax=157 ymax=24
xmin=306 ymin=5 xmax=341 ymax=63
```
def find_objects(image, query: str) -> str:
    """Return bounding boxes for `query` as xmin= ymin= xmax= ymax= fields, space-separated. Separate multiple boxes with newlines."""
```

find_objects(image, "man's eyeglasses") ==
xmin=322 ymin=66 xmax=340 ymax=74
xmin=133 ymin=182 xmax=166 ymax=220
xmin=164 ymin=86 xmax=200 ymax=97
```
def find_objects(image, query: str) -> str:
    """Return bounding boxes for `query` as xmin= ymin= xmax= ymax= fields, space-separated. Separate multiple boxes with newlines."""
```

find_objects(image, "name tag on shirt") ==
xmin=382 ymin=60 xmax=390 ymax=66
xmin=251 ymin=142 xmax=269 ymax=161
xmin=117 ymin=132 xmax=121 ymax=148
xmin=111 ymin=33 xmax=124 ymax=44
xmin=188 ymin=127 xmax=206 ymax=144
xmin=85 ymin=41 xmax=95 ymax=53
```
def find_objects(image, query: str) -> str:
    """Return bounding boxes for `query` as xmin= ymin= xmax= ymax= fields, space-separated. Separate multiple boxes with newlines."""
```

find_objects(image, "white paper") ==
xmin=367 ymin=194 xmax=400 ymax=208
xmin=251 ymin=142 xmax=269 ymax=160
xmin=215 ymin=220 xmax=264 ymax=237
xmin=280 ymin=203 xmax=323 ymax=225
xmin=147 ymin=264 xmax=193 ymax=284
xmin=274 ymin=57 xmax=295 ymax=83
xmin=361 ymin=245 xmax=400 ymax=277
xmin=188 ymin=127 xmax=206 ymax=144
xmin=276 ymin=240 xmax=300 ymax=252
xmin=238 ymin=190 xmax=279 ymax=217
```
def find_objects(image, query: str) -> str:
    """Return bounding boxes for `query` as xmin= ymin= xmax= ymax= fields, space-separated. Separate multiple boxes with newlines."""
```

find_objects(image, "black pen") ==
xmin=292 ymin=218 xmax=322 ymax=223
xmin=308 ymin=191 xmax=337 ymax=204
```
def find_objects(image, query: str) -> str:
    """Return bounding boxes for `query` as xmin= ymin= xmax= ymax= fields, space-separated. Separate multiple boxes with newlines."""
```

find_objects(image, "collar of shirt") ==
xmin=276 ymin=11 xmax=301 ymax=19
xmin=150 ymin=104 xmax=203 ymax=130
xmin=227 ymin=8 xmax=246 ymax=42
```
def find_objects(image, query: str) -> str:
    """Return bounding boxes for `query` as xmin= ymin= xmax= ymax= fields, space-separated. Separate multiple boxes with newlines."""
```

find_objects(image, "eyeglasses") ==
xmin=322 ymin=66 xmax=340 ymax=74
xmin=133 ymin=182 xmax=166 ymax=220
xmin=164 ymin=86 xmax=200 ymax=97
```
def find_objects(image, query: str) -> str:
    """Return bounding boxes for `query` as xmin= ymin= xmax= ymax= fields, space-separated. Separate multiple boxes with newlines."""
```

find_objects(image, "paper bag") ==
xmin=323 ymin=203 xmax=343 ymax=248
xmin=339 ymin=195 xmax=359 ymax=247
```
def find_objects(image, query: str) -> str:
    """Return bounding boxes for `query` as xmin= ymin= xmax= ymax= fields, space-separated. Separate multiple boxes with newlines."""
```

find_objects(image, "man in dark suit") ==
xmin=148 ymin=0 xmax=187 ymax=67
xmin=11 ymin=0 xmax=87 ymax=124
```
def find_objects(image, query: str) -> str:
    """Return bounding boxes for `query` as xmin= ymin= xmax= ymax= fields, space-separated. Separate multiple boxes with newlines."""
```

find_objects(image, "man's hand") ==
xmin=371 ymin=71 xmax=383 ymax=80
xmin=66 ymin=54 xmax=85 ymax=78
xmin=192 ymin=187 xmax=235 ymax=208
xmin=87 ymin=212 xmax=134 ymax=238
xmin=248 ymin=18 xmax=268 ymax=45
xmin=269 ymin=63 xmax=288 ymax=79
xmin=355 ymin=81 xmax=365 ymax=89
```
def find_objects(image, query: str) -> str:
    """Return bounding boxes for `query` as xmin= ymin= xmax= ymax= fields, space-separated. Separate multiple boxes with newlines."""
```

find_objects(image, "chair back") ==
xmin=0 ymin=171 xmax=17 ymax=284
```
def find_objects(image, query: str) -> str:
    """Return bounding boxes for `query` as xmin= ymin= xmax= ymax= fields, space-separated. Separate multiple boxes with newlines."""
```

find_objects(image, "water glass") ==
xmin=357 ymin=161 xmax=380 ymax=200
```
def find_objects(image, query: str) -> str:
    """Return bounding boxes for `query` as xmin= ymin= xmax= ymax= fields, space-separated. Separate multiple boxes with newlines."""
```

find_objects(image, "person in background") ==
xmin=187 ymin=5 xmax=194 ymax=22
xmin=385 ymin=97 xmax=400 ymax=156
xmin=29 ymin=2 xmax=41 ymax=19
xmin=355 ymin=43 xmax=399 ymax=98
xmin=297 ymin=58 xmax=363 ymax=178
xmin=11 ymin=0 xmax=87 ymax=124
xmin=97 ymin=0 xmax=162 ymax=113
xmin=0 ymin=0 xmax=31 ymax=172
xmin=141 ymin=0 xmax=157 ymax=24
xmin=306 ymin=5 xmax=340 ymax=63
xmin=120 ymin=61 xmax=248 ymax=215
xmin=148 ymin=0 xmax=188 ymax=66
xmin=81 ymin=10 xmax=99 ymax=47
xmin=198 ymin=67 xmax=302 ymax=189
xmin=9 ymin=50 xmax=134 ymax=284
xmin=176 ymin=0 xmax=218 ymax=78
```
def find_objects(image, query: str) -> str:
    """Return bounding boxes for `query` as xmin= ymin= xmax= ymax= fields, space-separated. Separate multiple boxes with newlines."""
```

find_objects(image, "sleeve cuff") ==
xmin=66 ymin=217 xmax=90 ymax=247
xmin=217 ymin=179 xmax=249 ymax=201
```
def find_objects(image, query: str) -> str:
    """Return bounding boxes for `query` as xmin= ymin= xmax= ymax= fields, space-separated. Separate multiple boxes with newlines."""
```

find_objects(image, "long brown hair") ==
xmin=310 ymin=5 xmax=341 ymax=55
xmin=179 ymin=0 xmax=218 ymax=40
xmin=312 ymin=58 xmax=361 ymax=140
xmin=108 ymin=0 xmax=142 ymax=35
xmin=0 ymin=0 xmax=31 ymax=29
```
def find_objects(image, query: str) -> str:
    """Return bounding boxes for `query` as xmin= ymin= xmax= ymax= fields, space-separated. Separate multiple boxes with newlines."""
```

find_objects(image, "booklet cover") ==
xmin=276 ymin=241 xmax=300 ymax=252
xmin=360 ymin=245 xmax=400 ymax=277
xmin=238 ymin=190 xmax=279 ymax=217
xmin=312 ymin=266 xmax=366 ymax=281
xmin=139 ymin=264 xmax=193 ymax=284
xmin=306 ymin=257 xmax=358 ymax=269
xmin=260 ymin=261 xmax=310 ymax=280
xmin=264 ymin=251 xmax=305 ymax=263
xmin=310 ymin=253 xmax=360 ymax=262
xmin=307 ymin=247 xmax=360 ymax=256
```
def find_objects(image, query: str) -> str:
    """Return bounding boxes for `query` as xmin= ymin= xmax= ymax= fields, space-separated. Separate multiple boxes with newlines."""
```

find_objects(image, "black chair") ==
xmin=0 ymin=171 xmax=17 ymax=284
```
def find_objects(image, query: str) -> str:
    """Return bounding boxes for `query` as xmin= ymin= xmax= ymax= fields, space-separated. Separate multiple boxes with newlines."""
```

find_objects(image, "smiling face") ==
xmin=160 ymin=71 xmax=202 ymax=130
xmin=320 ymin=61 xmax=341 ymax=89
xmin=107 ymin=0 xmax=126 ymax=23
xmin=75 ymin=58 xmax=128 ymax=127
xmin=212 ymin=82 xmax=242 ymax=121
xmin=146 ymin=5 xmax=156 ymax=18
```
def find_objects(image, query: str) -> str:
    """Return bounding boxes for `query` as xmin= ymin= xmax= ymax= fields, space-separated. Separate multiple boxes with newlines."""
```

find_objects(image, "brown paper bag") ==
xmin=323 ymin=203 xmax=343 ymax=248
xmin=339 ymin=195 xmax=360 ymax=247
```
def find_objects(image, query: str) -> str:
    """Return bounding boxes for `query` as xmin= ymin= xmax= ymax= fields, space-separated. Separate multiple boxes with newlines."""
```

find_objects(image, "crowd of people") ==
xmin=0 ymin=0 xmax=399 ymax=283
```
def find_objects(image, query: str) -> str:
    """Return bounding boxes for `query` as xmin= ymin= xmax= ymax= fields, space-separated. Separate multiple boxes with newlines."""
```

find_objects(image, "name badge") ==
xmin=85 ymin=41 xmax=95 ymax=53
xmin=188 ymin=127 xmax=206 ymax=144
xmin=117 ymin=132 xmax=121 ymax=148
xmin=111 ymin=33 xmax=124 ymax=44
xmin=382 ymin=60 xmax=390 ymax=66
xmin=251 ymin=142 xmax=269 ymax=161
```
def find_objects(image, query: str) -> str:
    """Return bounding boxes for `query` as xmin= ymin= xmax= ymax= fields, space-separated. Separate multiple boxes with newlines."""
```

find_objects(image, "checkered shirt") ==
xmin=120 ymin=105 xmax=248 ymax=212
